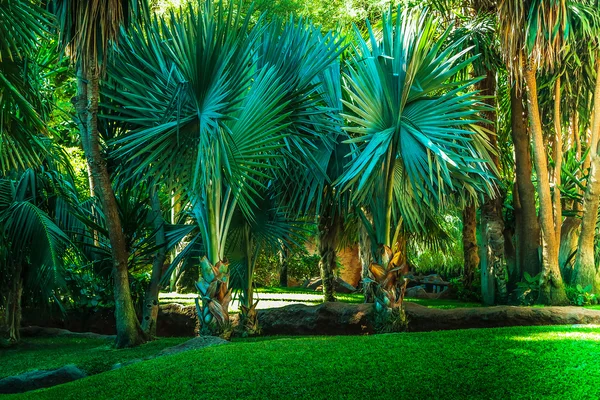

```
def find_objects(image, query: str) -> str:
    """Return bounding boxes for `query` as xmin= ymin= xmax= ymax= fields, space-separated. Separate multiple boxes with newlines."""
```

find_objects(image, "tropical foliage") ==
xmin=3 ymin=0 xmax=600 ymax=349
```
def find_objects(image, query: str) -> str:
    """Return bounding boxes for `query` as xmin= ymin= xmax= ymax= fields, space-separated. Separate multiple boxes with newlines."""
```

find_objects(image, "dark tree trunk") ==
xmin=511 ymin=88 xmax=541 ymax=279
xmin=175 ymin=264 xmax=199 ymax=294
xmin=462 ymin=203 xmax=479 ymax=290
xmin=477 ymin=70 xmax=506 ymax=304
xmin=142 ymin=186 xmax=167 ymax=336
xmin=279 ymin=245 xmax=289 ymax=288
xmin=81 ymin=67 xmax=147 ymax=347
xmin=318 ymin=207 xmax=340 ymax=302
xmin=3 ymin=263 xmax=22 ymax=343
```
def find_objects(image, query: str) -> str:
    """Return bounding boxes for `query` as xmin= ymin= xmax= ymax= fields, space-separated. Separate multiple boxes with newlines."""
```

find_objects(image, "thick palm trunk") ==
xmin=82 ymin=68 xmax=147 ymax=347
xmin=318 ymin=207 xmax=340 ymax=302
xmin=511 ymin=88 xmax=541 ymax=278
xmin=573 ymin=60 xmax=600 ymax=292
xmin=523 ymin=67 xmax=568 ymax=305
xmin=462 ymin=203 xmax=479 ymax=290
xmin=559 ymin=217 xmax=580 ymax=282
xmin=142 ymin=187 xmax=167 ymax=336
xmin=477 ymin=70 xmax=506 ymax=304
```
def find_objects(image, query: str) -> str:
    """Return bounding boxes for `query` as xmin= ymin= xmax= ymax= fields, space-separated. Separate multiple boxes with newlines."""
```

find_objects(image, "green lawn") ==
xmin=9 ymin=325 xmax=600 ymax=399
xmin=159 ymin=287 xmax=481 ymax=309
xmin=0 ymin=337 xmax=188 ymax=379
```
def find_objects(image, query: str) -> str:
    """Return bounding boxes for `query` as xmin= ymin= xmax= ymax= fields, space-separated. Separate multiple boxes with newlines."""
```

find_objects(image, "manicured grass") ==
xmin=160 ymin=288 xmax=481 ymax=309
xmin=405 ymin=298 xmax=483 ymax=309
xmin=0 ymin=337 xmax=188 ymax=379
xmin=9 ymin=325 xmax=600 ymax=399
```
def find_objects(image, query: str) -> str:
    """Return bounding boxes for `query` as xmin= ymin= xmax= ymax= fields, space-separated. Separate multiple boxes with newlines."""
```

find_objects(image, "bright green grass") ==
xmin=0 ymin=337 xmax=188 ymax=379
xmin=9 ymin=325 xmax=600 ymax=399
xmin=405 ymin=298 xmax=482 ymax=309
xmin=159 ymin=288 xmax=481 ymax=309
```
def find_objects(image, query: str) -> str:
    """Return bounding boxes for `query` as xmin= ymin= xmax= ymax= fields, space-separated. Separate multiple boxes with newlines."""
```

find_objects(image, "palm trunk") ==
xmin=142 ymin=186 xmax=167 ymax=336
xmin=83 ymin=67 xmax=147 ymax=347
xmin=318 ymin=206 xmax=340 ymax=302
xmin=4 ymin=263 xmax=22 ymax=343
xmin=462 ymin=203 xmax=479 ymax=290
xmin=523 ymin=67 xmax=568 ymax=305
xmin=573 ymin=60 xmax=600 ymax=292
xmin=169 ymin=191 xmax=183 ymax=292
xmin=477 ymin=70 xmax=506 ymax=304
xmin=559 ymin=217 xmax=580 ymax=282
xmin=552 ymin=78 xmax=563 ymax=250
xmin=358 ymin=213 xmax=375 ymax=303
xmin=239 ymin=225 xmax=259 ymax=335
xmin=511 ymin=88 xmax=541 ymax=278
xmin=279 ymin=244 xmax=289 ymax=288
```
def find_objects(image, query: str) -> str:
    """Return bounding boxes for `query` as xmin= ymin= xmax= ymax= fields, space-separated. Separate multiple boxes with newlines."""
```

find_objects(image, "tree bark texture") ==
xmin=523 ymin=67 xmax=568 ymax=305
xmin=511 ymin=88 xmax=541 ymax=278
xmin=573 ymin=60 xmax=600 ymax=293
xmin=462 ymin=203 xmax=479 ymax=290
xmin=82 ymin=67 xmax=147 ymax=347
xmin=317 ymin=206 xmax=340 ymax=302
xmin=142 ymin=187 xmax=167 ymax=336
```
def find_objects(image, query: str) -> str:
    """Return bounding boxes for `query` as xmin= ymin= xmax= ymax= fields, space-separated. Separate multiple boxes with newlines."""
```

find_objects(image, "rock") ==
xmin=258 ymin=302 xmax=374 ymax=335
xmin=156 ymin=336 xmax=228 ymax=356
xmin=306 ymin=277 xmax=356 ymax=294
xmin=19 ymin=326 xmax=114 ymax=340
xmin=0 ymin=365 xmax=86 ymax=394
xmin=405 ymin=285 xmax=429 ymax=299
xmin=157 ymin=303 xmax=199 ymax=337
xmin=256 ymin=302 xmax=600 ymax=336
xmin=422 ymin=274 xmax=448 ymax=285
xmin=112 ymin=336 xmax=228 ymax=370
xmin=404 ymin=303 xmax=600 ymax=332
xmin=111 ymin=358 xmax=144 ymax=370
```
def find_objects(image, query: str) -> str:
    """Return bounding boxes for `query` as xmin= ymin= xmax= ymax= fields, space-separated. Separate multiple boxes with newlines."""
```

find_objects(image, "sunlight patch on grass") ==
xmin=510 ymin=330 xmax=600 ymax=342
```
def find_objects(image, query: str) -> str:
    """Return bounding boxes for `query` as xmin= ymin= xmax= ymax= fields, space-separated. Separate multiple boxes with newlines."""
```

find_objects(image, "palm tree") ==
xmin=0 ymin=0 xmax=53 ymax=174
xmin=337 ymin=7 xmax=493 ymax=324
xmin=1 ymin=168 xmax=72 ymax=343
xmin=570 ymin=2 xmax=600 ymax=292
xmin=105 ymin=1 xmax=344 ymax=336
xmin=498 ymin=0 xmax=597 ymax=304
xmin=50 ymin=0 xmax=149 ymax=347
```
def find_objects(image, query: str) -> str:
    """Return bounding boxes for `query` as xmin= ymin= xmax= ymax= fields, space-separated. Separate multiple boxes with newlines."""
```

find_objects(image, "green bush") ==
xmin=566 ymin=284 xmax=598 ymax=306
xmin=515 ymin=272 xmax=541 ymax=306
xmin=253 ymin=247 xmax=320 ymax=286
xmin=449 ymin=277 xmax=482 ymax=302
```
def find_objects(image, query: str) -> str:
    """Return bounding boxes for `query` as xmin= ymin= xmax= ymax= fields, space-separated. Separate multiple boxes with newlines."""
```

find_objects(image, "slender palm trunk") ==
xmin=82 ymin=67 xmax=147 ymax=347
xmin=523 ymin=67 xmax=568 ymax=305
xmin=279 ymin=244 xmax=289 ymax=288
xmin=511 ymin=88 xmax=541 ymax=278
xmin=318 ymin=206 xmax=340 ymax=302
xmin=462 ymin=203 xmax=479 ymax=290
xmin=142 ymin=186 xmax=167 ymax=336
xmin=358 ymin=222 xmax=375 ymax=303
xmin=573 ymin=60 xmax=600 ymax=292
xmin=552 ymin=78 xmax=563 ymax=251
xmin=4 ymin=263 xmax=22 ymax=343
